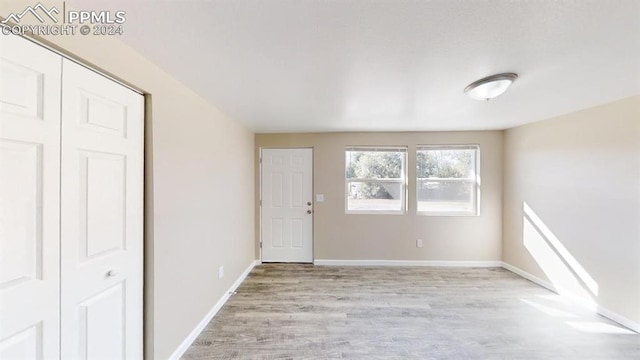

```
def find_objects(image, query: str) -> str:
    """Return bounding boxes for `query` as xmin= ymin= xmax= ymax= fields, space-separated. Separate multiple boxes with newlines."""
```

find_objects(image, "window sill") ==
xmin=417 ymin=211 xmax=479 ymax=217
xmin=345 ymin=210 xmax=406 ymax=215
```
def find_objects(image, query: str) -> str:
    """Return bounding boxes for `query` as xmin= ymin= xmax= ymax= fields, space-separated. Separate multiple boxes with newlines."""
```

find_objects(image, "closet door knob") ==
xmin=106 ymin=270 xmax=118 ymax=278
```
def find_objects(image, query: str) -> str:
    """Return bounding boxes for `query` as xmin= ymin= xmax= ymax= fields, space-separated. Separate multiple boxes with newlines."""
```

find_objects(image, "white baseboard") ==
xmin=501 ymin=261 xmax=640 ymax=334
xmin=169 ymin=259 xmax=260 ymax=360
xmin=314 ymin=259 xmax=503 ymax=267
xmin=500 ymin=261 xmax=556 ymax=292
xmin=597 ymin=305 xmax=640 ymax=334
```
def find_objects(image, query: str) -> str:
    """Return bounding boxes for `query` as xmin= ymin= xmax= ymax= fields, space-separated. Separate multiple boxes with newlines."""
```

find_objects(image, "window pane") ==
xmin=416 ymin=149 xmax=475 ymax=179
xmin=346 ymin=150 xmax=404 ymax=179
xmin=417 ymin=179 xmax=475 ymax=213
xmin=416 ymin=146 xmax=479 ymax=215
xmin=347 ymin=181 xmax=403 ymax=212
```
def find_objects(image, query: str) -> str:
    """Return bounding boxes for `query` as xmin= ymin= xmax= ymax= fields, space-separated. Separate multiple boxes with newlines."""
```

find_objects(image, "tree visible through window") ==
xmin=345 ymin=147 xmax=407 ymax=213
xmin=416 ymin=145 xmax=479 ymax=215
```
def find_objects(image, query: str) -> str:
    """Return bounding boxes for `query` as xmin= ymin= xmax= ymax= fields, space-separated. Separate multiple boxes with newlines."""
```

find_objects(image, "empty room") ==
xmin=0 ymin=0 xmax=639 ymax=359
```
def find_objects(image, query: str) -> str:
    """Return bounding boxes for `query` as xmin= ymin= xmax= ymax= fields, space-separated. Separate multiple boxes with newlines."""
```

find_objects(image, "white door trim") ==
xmin=260 ymin=147 xmax=314 ymax=263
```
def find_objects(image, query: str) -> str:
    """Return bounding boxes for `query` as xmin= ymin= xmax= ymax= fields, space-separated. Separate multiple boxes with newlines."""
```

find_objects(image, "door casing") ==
xmin=260 ymin=147 xmax=314 ymax=263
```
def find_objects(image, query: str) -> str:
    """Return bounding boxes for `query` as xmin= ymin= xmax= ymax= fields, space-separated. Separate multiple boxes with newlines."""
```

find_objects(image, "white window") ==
xmin=345 ymin=146 xmax=407 ymax=214
xmin=416 ymin=145 xmax=480 ymax=216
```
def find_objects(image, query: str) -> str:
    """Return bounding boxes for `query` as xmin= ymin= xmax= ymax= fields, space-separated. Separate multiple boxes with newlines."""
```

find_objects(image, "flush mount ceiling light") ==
xmin=464 ymin=73 xmax=518 ymax=101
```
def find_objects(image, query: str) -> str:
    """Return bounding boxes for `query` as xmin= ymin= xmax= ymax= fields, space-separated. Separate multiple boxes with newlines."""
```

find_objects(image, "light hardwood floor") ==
xmin=182 ymin=264 xmax=640 ymax=359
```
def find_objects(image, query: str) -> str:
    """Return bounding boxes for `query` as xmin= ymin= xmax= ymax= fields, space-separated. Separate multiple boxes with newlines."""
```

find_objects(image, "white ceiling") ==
xmin=73 ymin=0 xmax=640 ymax=132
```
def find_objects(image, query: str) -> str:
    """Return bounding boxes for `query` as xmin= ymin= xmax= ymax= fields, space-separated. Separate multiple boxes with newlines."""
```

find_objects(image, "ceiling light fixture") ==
xmin=464 ymin=72 xmax=518 ymax=101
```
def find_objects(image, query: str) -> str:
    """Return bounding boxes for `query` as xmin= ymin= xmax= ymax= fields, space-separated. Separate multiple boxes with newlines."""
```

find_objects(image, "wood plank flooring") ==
xmin=182 ymin=264 xmax=640 ymax=359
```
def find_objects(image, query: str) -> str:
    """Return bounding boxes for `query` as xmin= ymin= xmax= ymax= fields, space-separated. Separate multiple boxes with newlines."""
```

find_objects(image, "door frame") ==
xmin=259 ymin=147 xmax=314 ymax=263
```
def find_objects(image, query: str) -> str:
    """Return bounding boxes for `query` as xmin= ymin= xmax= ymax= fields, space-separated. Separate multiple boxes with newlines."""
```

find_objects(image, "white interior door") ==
xmin=60 ymin=59 xmax=143 ymax=359
xmin=0 ymin=34 xmax=62 ymax=360
xmin=261 ymin=148 xmax=313 ymax=263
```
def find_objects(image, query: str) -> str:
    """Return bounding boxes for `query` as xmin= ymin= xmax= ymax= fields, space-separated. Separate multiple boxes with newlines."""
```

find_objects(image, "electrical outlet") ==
xmin=416 ymin=239 xmax=423 ymax=248
xmin=218 ymin=266 xmax=224 ymax=279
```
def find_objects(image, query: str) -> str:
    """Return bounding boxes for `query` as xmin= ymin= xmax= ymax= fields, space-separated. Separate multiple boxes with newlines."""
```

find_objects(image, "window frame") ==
xmin=345 ymin=146 xmax=408 ymax=215
xmin=416 ymin=144 xmax=480 ymax=217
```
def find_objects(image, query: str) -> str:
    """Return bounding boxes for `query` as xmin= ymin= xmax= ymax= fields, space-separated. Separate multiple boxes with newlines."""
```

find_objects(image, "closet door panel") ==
xmin=0 ymin=34 xmax=62 ymax=360
xmin=60 ymin=59 xmax=143 ymax=360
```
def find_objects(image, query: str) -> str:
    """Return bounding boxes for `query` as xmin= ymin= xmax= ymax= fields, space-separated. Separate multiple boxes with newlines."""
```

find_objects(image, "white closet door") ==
xmin=60 ymin=60 xmax=143 ymax=360
xmin=0 ymin=35 xmax=62 ymax=360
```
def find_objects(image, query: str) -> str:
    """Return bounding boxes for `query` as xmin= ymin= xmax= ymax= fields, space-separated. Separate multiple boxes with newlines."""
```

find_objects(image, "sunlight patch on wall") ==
xmin=522 ymin=202 xmax=599 ymax=306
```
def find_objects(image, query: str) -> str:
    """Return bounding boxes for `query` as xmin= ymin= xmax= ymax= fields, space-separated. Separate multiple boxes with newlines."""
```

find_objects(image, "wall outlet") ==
xmin=416 ymin=239 xmax=423 ymax=248
xmin=218 ymin=266 xmax=224 ymax=279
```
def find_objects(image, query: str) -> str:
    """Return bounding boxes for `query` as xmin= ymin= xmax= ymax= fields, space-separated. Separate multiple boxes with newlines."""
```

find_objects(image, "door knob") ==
xmin=306 ymin=209 xmax=313 ymax=214
xmin=307 ymin=201 xmax=312 ymax=206
xmin=106 ymin=270 xmax=118 ymax=277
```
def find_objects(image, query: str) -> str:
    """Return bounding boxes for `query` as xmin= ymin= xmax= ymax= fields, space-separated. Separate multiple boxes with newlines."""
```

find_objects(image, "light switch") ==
xmin=316 ymin=194 xmax=325 ymax=202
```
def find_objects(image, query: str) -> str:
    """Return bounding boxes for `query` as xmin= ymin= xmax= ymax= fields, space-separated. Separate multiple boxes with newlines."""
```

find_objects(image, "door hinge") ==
xmin=260 ymin=241 xmax=262 ymax=248
xmin=259 ymin=199 xmax=262 ymax=206
xmin=259 ymin=157 xmax=262 ymax=164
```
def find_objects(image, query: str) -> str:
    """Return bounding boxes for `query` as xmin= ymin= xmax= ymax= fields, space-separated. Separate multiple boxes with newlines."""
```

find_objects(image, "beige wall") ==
xmin=4 ymin=0 xmax=639 ymax=352
xmin=1 ymin=2 xmax=256 ymax=358
xmin=503 ymin=95 xmax=640 ymax=326
xmin=256 ymin=132 xmax=503 ymax=261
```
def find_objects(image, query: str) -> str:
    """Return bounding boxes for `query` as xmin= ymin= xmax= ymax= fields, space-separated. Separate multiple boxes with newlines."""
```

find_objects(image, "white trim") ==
xmin=415 ymin=210 xmax=480 ymax=217
xmin=346 ymin=146 xmax=408 ymax=152
xmin=168 ymin=260 xmax=260 ymax=360
xmin=415 ymin=145 xmax=480 ymax=217
xmin=313 ymin=259 xmax=502 ymax=267
xmin=501 ymin=262 xmax=640 ymax=334
xmin=345 ymin=210 xmax=406 ymax=216
xmin=416 ymin=144 xmax=480 ymax=151
xmin=0 ymin=28 xmax=144 ymax=95
xmin=501 ymin=262 xmax=598 ymax=310
xmin=345 ymin=146 xmax=408 ymax=215
xmin=597 ymin=305 xmax=640 ymax=334
xmin=500 ymin=262 xmax=556 ymax=292
xmin=260 ymin=148 xmax=314 ymax=263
